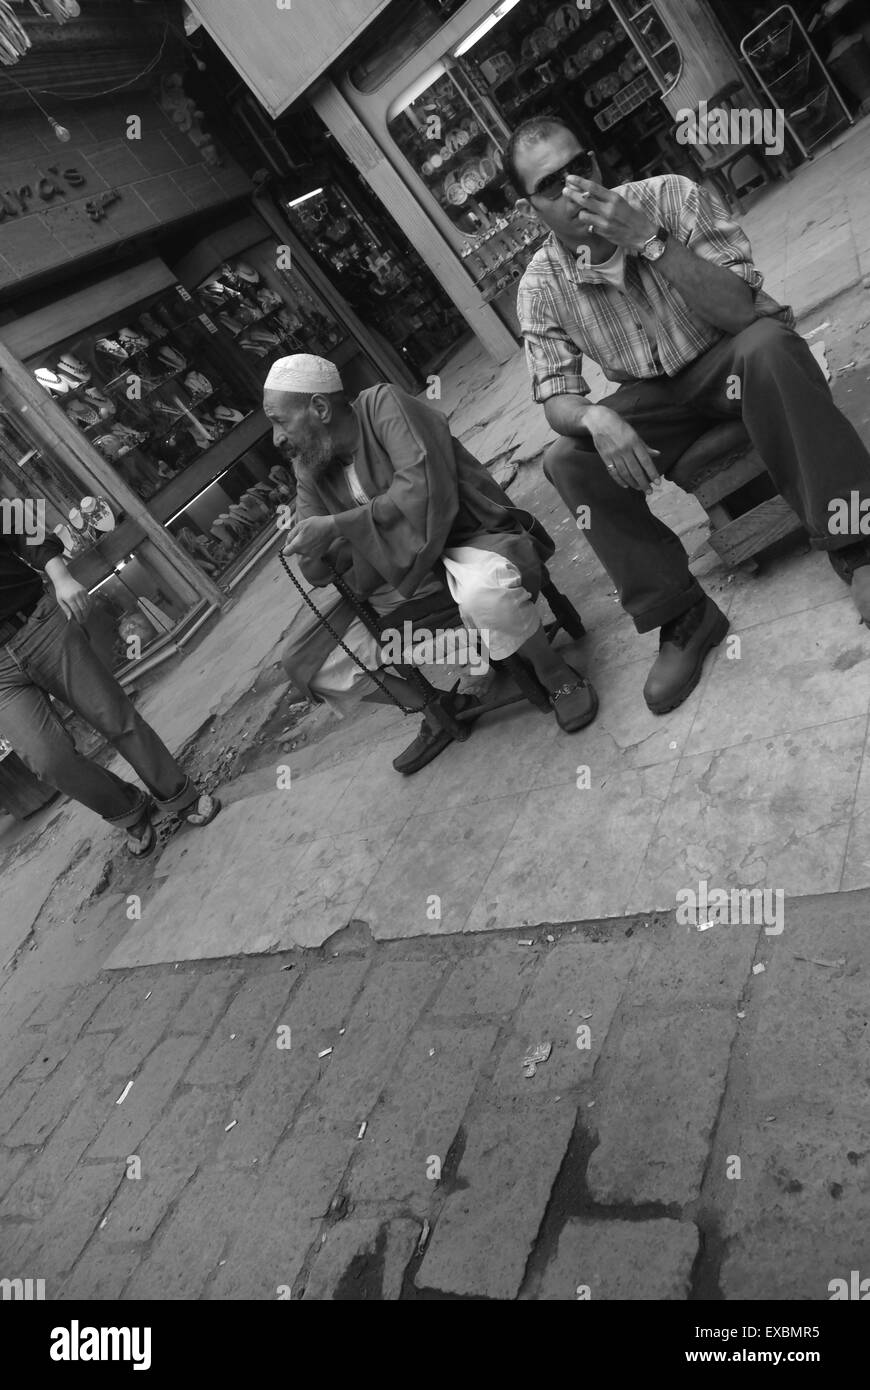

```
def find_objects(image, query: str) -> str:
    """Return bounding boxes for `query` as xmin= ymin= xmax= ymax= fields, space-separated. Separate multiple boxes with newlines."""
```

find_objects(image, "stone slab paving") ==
xmin=2 ymin=894 xmax=868 ymax=1299
xmin=105 ymin=274 xmax=870 ymax=965
xmin=106 ymin=539 xmax=870 ymax=960
xmin=531 ymin=1219 xmax=699 ymax=1301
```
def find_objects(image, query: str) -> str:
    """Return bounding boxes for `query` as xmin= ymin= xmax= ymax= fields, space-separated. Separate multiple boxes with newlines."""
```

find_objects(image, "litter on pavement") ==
xmin=522 ymin=1041 xmax=552 ymax=1077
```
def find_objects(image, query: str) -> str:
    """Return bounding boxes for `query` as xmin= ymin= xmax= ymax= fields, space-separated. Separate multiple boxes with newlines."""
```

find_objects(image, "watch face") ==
xmin=643 ymin=238 xmax=666 ymax=261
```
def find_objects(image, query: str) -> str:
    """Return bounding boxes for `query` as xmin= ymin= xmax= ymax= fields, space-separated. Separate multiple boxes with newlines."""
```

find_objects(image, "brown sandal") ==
xmin=183 ymin=792 xmax=221 ymax=827
xmin=125 ymin=804 xmax=156 ymax=858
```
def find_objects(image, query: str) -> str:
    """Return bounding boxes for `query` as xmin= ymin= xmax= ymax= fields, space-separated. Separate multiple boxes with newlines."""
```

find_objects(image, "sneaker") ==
xmin=643 ymin=595 xmax=729 ymax=715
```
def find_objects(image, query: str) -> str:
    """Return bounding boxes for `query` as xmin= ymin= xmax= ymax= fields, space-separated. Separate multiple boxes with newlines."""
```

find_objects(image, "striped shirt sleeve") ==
xmin=518 ymin=281 xmax=589 ymax=405
xmin=677 ymin=179 xmax=764 ymax=292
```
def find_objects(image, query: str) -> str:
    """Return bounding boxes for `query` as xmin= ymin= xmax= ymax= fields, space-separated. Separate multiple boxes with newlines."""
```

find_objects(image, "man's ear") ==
xmin=310 ymin=393 xmax=331 ymax=422
xmin=515 ymin=196 xmax=533 ymax=217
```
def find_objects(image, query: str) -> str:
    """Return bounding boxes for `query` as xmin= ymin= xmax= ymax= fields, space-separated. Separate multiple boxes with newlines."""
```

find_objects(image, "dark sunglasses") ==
xmin=531 ymin=152 xmax=596 ymax=201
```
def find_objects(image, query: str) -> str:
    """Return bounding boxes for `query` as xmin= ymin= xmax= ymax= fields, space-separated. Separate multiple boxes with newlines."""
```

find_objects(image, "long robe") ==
xmin=280 ymin=384 xmax=554 ymax=698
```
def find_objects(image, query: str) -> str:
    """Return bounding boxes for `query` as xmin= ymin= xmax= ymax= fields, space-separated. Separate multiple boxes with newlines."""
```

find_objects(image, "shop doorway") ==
xmin=278 ymin=114 xmax=470 ymax=383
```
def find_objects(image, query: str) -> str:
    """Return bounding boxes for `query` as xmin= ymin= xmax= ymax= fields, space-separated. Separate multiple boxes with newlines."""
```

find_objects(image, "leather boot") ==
xmin=644 ymin=596 xmax=729 ymax=715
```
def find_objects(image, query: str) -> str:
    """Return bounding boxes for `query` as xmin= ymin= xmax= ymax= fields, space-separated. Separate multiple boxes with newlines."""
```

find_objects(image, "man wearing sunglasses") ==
xmin=510 ymin=117 xmax=870 ymax=714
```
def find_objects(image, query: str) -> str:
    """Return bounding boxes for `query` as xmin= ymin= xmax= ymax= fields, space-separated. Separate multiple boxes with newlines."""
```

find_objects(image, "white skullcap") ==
xmin=263 ymin=353 xmax=343 ymax=395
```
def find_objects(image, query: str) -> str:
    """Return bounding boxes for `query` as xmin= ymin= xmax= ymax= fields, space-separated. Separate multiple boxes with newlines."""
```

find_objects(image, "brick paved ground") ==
xmin=1 ymin=889 xmax=867 ymax=1300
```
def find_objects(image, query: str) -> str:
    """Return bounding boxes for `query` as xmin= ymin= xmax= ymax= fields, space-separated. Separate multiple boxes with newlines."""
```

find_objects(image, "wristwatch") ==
xmin=639 ymin=225 xmax=669 ymax=261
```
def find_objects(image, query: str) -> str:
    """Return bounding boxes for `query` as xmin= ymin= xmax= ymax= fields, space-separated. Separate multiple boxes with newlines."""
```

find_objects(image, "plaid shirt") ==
xmin=517 ymin=174 xmax=794 ymax=403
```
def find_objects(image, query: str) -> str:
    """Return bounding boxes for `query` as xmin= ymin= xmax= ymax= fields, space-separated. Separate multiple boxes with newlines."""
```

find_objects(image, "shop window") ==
xmin=0 ymin=402 xmax=93 ymax=559
xmin=26 ymin=285 xmax=261 ymax=508
xmin=192 ymin=242 xmax=347 ymax=382
xmin=153 ymin=235 xmax=358 ymax=582
xmin=165 ymin=438 xmax=296 ymax=584
xmin=611 ymin=1 xmax=682 ymax=91
xmin=92 ymin=553 xmax=190 ymax=670
xmin=284 ymin=186 xmax=466 ymax=376
xmin=0 ymin=381 xmax=199 ymax=675
xmin=387 ymin=0 xmax=673 ymax=306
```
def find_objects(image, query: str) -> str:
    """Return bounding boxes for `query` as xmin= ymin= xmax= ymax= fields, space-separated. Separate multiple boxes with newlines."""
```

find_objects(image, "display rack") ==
xmin=595 ymin=70 xmax=659 ymax=131
xmin=611 ymin=0 xmax=683 ymax=94
xmin=740 ymin=5 xmax=852 ymax=158
xmin=28 ymin=285 xmax=260 ymax=511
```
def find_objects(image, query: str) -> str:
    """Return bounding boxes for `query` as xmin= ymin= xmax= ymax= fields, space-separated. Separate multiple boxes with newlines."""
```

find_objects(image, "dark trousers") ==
xmin=0 ymin=592 xmax=196 ymax=828
xmin=543 ymin=318 xmax=870 ymax=632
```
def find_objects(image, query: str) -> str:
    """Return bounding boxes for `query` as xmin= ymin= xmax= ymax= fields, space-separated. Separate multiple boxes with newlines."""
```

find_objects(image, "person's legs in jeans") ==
xmin=0 ymin=639 xmax=148 ymax=828
xmin=542 ymin=379 xmax=710 ymax=632
xmin=3 ymin=602 xmax=199 ymax=828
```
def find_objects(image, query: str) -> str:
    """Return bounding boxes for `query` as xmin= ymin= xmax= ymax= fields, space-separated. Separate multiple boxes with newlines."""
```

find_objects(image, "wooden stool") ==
xmin=670 ymin=420 xmax=805 ymax=571
xmin=357 ymin=565 xmax=585 ymax=737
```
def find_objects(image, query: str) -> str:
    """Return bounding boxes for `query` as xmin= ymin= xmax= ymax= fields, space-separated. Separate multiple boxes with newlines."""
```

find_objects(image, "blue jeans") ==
xmin=0 ymin=592 xmax=196 ymax=829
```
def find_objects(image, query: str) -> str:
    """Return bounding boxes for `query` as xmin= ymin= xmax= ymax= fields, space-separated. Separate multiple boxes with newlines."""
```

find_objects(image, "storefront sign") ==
xmin=0 ymin=164 xmax=87 ymax=219
xmin=0 ymin=95 xmax=252 ymax=291
xmin=0 ymin=160 xmax=126 ymax=225
xmin=84 ymin=189 xmax=122 ymax=222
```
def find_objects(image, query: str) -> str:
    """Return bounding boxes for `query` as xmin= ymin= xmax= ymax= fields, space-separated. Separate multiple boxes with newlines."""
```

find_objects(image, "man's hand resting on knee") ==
xmin=584 ymin=405 xmax=662 ymax=493
xmin=544 ymin=399 xmax=662 ymax=494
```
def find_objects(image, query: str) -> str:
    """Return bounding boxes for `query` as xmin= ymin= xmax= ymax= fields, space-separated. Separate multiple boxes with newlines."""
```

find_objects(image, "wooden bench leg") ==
xmin=541 ymin=577 xmax=585 ymax=640
xmin=494 ymin=654 xmax=553 ymax=713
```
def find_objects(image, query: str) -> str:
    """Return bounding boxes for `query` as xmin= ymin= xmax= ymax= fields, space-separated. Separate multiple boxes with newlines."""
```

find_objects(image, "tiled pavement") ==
xmin=1 ymin=890 xmax=868 ymax=1300
xmin=92 ymin=122 xmax=870 ymax=965
xmin=106 ymin=427 xmax=870 ymax=963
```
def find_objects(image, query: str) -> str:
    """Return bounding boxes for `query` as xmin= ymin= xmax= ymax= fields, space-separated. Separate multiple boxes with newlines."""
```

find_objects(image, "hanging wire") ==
xmin=0 ymin=63 xmax=55 ymax=121
xmin=0 ymin=0 xmax=172 ymax=101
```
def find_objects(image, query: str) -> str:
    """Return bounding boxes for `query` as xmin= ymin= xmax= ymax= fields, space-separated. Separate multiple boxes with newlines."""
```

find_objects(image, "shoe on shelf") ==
xmin=643 ymin=595 xmax=729 ymax=715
